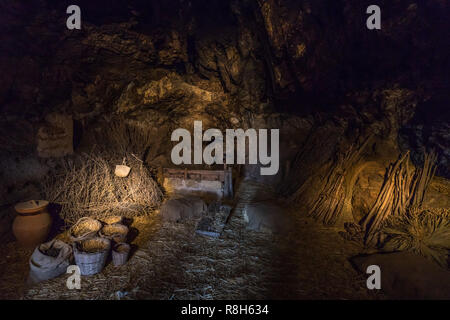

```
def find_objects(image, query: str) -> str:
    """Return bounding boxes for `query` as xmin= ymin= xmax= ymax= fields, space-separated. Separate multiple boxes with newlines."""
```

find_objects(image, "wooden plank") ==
xmin=164 ymin=168 xmax=225 ymax=175
xmin=163 ymin=168 xmax=226 ymax=182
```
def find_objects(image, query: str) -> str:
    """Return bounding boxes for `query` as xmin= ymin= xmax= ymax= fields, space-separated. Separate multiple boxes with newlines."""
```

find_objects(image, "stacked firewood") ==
xmin=308 ymin=154 xmax=347 ymax=226
xmin=308 ymin=138 xmax=371 ymax=225
xmin=361 ymin=151 xmax=437 ymax=245
xmin=409 ymin=151 xmax=438 ymax=208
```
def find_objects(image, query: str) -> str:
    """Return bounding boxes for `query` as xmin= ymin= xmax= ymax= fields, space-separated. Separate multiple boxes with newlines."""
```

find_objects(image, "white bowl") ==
xmin=114 ymin=165 xmax=131 ymax=177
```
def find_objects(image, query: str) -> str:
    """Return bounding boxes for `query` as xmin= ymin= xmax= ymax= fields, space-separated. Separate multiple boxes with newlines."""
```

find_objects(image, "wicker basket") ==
xmin=99 ymin=223 xmax=129 ymax=243
xmin=112 ymin=243 xmax=130 ymax=266
xmin=70 ymin=217 xmax=102 ymax=242
xmin=73 ymin=237 xmax=111 ymax=275
xmin=101 ymin=216 xmax=123 ymax=225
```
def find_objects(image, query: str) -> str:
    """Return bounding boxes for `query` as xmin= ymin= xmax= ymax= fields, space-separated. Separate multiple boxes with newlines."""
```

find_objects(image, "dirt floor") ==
xmin=0 ymin=181 xmax=386 ymax=300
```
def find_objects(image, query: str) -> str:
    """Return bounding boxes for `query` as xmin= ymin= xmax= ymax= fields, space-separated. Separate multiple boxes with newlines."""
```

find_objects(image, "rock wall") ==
xmin=0 ymin=1 xmax=448 ymax=228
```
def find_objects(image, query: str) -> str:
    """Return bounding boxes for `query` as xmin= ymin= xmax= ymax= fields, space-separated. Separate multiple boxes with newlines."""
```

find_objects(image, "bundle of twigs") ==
xmin=382 ymin=208 xmax=450 ymax=268
xmin=409 ymin=151 xmax=438 ymax=208
xmin=361 ymin=151 xmax=437 ymax=245
xmin=93 ymin=118 xmax=154 ymax=160
xmin=42 ymin=153 xmax=163 ymax=224
xmin=308 ymin=158 xmax=346 ymax=226
xmin=306 ymin=138 xmax=372 ymax=225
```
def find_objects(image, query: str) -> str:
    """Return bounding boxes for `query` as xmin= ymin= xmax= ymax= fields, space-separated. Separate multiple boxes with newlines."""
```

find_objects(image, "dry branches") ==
xmin=409 ymin=152 xmax=438 ymax=208
xmin=93 ymin=118 xmax=154 ymax=159
xmin=308 ymin=168 xmax=345 ymax=226
xmin=382 ymin=208 xmax=450 ymax=268
xmin=307 ymin=137 xmax=372 ymax=225
xmin=361 ymin=151 xmax=438 ymax=245
xmin=42 ymin=153 xmax=163 ymax=224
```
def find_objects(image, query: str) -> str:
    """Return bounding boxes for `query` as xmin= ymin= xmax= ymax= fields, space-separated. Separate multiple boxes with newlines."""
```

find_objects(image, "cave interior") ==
xmin=0 ymin=0 xmax=449 ymax=300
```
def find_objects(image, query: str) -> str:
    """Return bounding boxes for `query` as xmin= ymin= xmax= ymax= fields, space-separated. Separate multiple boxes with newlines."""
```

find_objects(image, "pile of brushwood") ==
xmin=42 ymin=153 xmax=163 ymax=224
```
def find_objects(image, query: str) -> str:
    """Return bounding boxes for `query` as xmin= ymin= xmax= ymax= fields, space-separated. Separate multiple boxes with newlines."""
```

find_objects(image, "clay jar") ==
xmin=13 ymin=200 xmax=52 ymax=248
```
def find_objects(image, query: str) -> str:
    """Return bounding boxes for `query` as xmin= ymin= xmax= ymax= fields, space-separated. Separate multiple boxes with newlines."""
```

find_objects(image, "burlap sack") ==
xmin=28 ymin=239 xmax=72 ymax=284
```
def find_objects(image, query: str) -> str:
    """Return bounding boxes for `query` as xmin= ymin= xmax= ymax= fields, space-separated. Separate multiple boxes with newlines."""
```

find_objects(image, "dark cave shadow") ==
xmin=122 ymin=217 xmax=134 ymax=227
xmin=126 ymin=226 xmax=139 ymax=243
xmin=127 ymin=243 xmax=140 ymax=261
xmin=126 ymin=227 xmax=140 ymax=260
xmin=73 ymin=119 xmax=83 ymax=151
xmin=262 ymin=217 xmax=304 ymax=299
xmin=47 ymin=203 xmax=66 ymax=240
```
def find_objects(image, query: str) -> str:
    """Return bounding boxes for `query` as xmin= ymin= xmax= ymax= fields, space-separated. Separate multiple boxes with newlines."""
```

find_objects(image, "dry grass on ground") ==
xmin=0 ymin=207 xmax=384 ymax=300
xmin=0 ymin=178 xmax=385 ymax=300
